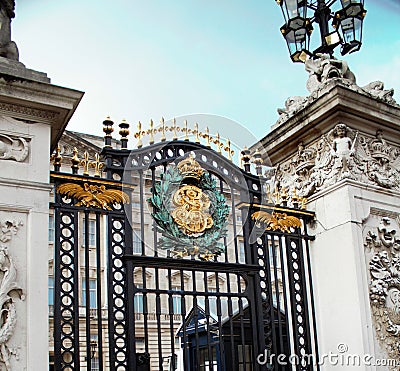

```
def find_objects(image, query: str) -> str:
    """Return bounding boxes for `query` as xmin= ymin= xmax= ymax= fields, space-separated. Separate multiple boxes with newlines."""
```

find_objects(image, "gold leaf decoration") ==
xmin=57 ymin=183 xmax=130 ymax=210
xmin=251 ymin=211 xmax=302 ymax=233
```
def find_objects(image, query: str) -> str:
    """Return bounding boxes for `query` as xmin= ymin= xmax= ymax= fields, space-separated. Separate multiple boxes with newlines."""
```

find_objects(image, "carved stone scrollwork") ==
xmin=276 ymin=126 xmax=400 ymax=197
xmin=0 ymin=220 xmax=24 ymax=370
xmin=0 ymin=134 xmax=29 ymax=162
xmin=275 ymin=55 xmax=398 ymax=126
xmin=364 ymin=217 xmax=400 ymax=365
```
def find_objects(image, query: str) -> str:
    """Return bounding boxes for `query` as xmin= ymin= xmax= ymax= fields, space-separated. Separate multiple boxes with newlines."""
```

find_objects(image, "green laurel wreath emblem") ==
xmin=149 ymin=165 xmax=229 ymax=260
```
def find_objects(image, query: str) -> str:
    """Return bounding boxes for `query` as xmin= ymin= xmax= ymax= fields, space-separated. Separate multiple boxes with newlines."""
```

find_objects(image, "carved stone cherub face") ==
xmin=334 ymin=124 xmax=347 ymax=138
xmin=378 ymin=217 xmax=398 ymax=248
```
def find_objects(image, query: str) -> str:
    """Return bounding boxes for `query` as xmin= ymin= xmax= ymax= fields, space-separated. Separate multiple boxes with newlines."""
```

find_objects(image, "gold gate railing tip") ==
xmin=183 ymin=120 xmax=189 ymax=141
xmin=134 ymin=121 xmax=144 ymax=148
xmin=263 ymin=185 xmax=308 ymax=210
xmin=81 ymin=151 xmax=90 ymax=176
xmin=131 ymin=118 xmax=236 ymax=161
xmin=51 ymin=145 xmax=62 ymax=166
xmin=160 ymin=117 xmax=166 ymax=142
xmin=91 ymin=153 xmax=104 ymax=177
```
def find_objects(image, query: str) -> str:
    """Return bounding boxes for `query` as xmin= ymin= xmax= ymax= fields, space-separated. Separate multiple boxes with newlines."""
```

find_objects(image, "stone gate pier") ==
xmin=257 ymin=56 xmax=400 ymax=370
xmin=0 ymin=57 xmax=82 ymax=369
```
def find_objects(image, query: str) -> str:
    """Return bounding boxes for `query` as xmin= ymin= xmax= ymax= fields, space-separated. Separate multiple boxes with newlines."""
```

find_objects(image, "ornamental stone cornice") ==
xmin=259 ymin=84 xmax=400 ymax=166
xmin=0 ymin=76 xmax=84 ymax=152
xmin=257 ymin=123 xmax=400 ymax=199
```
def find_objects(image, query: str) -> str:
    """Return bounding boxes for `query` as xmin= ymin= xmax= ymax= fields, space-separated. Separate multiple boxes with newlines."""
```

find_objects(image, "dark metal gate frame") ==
xmin=50 ymin=136 xmax=319 ymax=370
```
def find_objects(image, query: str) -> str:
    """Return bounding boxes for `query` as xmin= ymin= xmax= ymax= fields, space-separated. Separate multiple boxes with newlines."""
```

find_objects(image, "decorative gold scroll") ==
xmin=171 ymin=185 xmax=214 ymax=236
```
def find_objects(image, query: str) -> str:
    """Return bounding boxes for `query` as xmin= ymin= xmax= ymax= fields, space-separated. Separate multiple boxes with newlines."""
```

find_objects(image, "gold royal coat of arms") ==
xmin=149 ymin=154 xmax=229 ymax=260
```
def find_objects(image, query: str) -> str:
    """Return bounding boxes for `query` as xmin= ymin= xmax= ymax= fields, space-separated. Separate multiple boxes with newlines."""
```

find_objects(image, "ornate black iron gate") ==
xmin=50 ymin=122 xmax=318 ymax=371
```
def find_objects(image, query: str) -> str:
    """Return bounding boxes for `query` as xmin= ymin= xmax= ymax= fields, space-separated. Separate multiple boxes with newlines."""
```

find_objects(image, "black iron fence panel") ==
xmin=50 ymin=139 xmax=318 ymax=371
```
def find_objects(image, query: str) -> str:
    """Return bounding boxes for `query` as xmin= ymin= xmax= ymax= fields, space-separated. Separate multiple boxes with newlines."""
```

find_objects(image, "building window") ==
xmin=48 ymin=276 xmax=54 ymax=306
xmin=90 ymin=334 xmax=99 ymax=371
xmin=91 ymin=357 xmax=99 ymax=371
xmin=269 ymin=244 xmax=281 ymax=268
xmin=133 ymin=231 xmax=141 ymax=254
xmin=83 ymin=219 xmax=96 ymax=246
xmin=172 ymin=288 xmax=182 ymax=314
xmin=134 ymin=285 xmax=144 ymax=313
xmin=238 ymin=344 xmax=253 ymax=370
xmin=48 ymin=214 xmax=55 ymax=243
xmin=82 ymin=279 xmax=97 ymax=308
xmin=239 ymin=241 xmax=245 ymax=263
xmin=198 ymin=347 xmax=217 ymax=370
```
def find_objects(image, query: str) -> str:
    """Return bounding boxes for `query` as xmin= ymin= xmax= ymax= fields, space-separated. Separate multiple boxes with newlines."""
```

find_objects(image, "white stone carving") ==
xmin=276 ymin=55 xmax=398 ymax=125
xmin=0 ymin=103 xmax=59 ymax=121
xmin=305 ymin=54 xmax=356 ymax=93
xmin=362 ymin=81 xmax=396 ymax=105
xmin=0 ymin=134 xmax=29 ymax=162
xmin=364 ymin=217 xmax=400 ymax=365
xmin=0 ymin=220 xmax=24 ymax=370
xmin=275 ymin=125 xmax=400 ymax=197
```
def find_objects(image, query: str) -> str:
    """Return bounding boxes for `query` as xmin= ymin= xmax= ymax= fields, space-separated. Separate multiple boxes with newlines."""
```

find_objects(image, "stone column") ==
xmin=0 ymin=61 xmax=83 ymax=370
xmin=256 ymin=57 xmax=400 ymax=370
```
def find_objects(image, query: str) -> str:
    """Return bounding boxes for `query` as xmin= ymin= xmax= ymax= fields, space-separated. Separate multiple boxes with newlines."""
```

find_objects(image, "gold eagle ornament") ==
xmin=251 ymin=211 xmax=301 ymax=233
xmin=57 ymin=183 xmax=130 ymax=210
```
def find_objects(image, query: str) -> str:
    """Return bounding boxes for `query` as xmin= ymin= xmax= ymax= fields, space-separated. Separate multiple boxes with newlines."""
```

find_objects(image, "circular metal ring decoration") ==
xmin=149 ymin=154 xmax=229 ymax=260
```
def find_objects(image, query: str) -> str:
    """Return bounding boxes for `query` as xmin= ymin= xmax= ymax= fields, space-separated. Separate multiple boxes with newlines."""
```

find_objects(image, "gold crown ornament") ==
xmin=177 ymin=154 xmax=204 ymax=180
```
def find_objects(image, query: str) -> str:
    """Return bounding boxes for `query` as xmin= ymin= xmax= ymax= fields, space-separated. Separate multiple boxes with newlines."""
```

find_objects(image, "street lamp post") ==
xmin=275 ymin=0 xmax=367 ymax=62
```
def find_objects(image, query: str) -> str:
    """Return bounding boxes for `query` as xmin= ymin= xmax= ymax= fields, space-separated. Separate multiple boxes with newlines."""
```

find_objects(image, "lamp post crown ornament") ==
xmin=0 ymin=0 xmax=18 ymax=61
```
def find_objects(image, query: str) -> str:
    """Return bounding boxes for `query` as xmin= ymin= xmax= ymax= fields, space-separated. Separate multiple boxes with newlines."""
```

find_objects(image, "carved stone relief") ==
xmin=364 ymin=216 xmax=400 ymax=366
xmin=0 ymin=134 xmax=29 ymax=162
xmin=0 ymin=220 xmax=24 ymax=370
xmin=273 ymin=125 xmax=400 ymax=197
xmin=276 ymin=55 xmax=399 ymax=126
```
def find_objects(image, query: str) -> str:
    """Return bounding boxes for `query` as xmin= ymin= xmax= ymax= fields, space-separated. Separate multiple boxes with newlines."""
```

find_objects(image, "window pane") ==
xmin=133 ymin=231 xmax=141 ymax=254
xmin=83 ymin=219 xmax=96 ymax=246
xmin=82 ymin=279 xmax=97 ymax=308
xmin=48 ymin=215 xmax=55 ymax=243
xmin=48 ymin=277 xmax=54 ymax=306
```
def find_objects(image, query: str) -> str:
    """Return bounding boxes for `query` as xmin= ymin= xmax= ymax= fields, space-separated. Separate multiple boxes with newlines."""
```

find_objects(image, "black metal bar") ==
xmin=123 ymin=255 xmax=260 ymax=273
xmin=304 ymin=223 xmax=320 ymax=370
xmin=84 ymin=211 xmax=92 ymax=370
xmin=53 ymin=203 xmax=62 ymax=370
xmin=95 ymin=212 xmax=104 ymax=371
xmin=277 ymin=233 xmax=291 ymax=366
xmin=72 ymin=210 xmax=81 ymax=370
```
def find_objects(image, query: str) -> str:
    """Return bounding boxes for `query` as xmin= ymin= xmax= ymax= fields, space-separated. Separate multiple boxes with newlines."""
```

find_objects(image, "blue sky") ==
xmin=13 ymin=0 xmax=400 ymax=143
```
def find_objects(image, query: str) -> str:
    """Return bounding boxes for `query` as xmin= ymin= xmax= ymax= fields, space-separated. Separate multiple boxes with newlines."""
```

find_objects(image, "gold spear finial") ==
xmin=135 ymin=121 xmax=143 ymax=148
xmin=81 ymin=151 xmax=90 ymax=176
xmin=215 ymin=133 xmax=221 ymax=153
xmin=205 ymin=127 xmax=211 ymax=148
xmin=71 ymin=147 xmax=80 ymax=173
xmin=194 ymin=123 xmax=200 ymax=144
xmin=50 ymin=145 xmax=62 ymax=170
xmin=184 ymin=120 xmax=189 ymax=141
xmin=273 ymin=186 xmax=281 ymax=205
xmin=172 ymin=118 xmax=178 ymax=140
xmin=90 ymin=153 xmax=104 ymax=178
xmin=300 ymin=197 xmax=308 ymax=210
xmin=149 ymin=119 xmax=155 ymax=145
xmin=224 ymin=139 xmax=233 ymax=161
xmin=160 ymin=117 xmax=166 ymax=142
